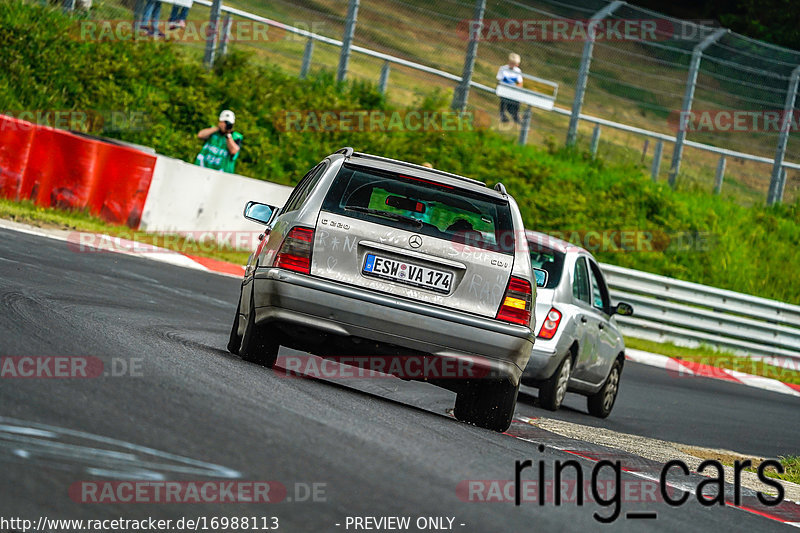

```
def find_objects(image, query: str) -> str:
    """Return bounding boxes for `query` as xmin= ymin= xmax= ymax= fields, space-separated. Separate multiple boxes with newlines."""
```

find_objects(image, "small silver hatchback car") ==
xmin=228 ymin=148 xmax=536 ymax=431
xmin=521 ymin=230 xmax=633 ymax=417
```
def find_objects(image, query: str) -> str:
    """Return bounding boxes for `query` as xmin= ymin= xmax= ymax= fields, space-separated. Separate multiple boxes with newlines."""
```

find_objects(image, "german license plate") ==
xmin=363 ymin=254 xmax=452 ymax=293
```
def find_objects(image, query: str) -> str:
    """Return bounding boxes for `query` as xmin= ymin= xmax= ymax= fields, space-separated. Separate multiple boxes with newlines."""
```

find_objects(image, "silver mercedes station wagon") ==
xmin=227 ymin=148 xmax=536 ymax=431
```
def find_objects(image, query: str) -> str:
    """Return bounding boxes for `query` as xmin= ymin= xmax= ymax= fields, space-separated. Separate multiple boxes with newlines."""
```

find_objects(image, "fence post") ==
xmin=337 ymin=0 xmax=360 ymax=83
xmin=651 ymin=139 xmax=663 ymax=182
xmin=713 ymin=156 xmax=726 ymax=195
xmin=378 ymin=61 xmax=391 ymax=94
xmin=300 ymin=37 xmax=314 ymax=79
xmin=768 ymin=65 xmax=800 ymax=205
xmin=641 ymin=138 xmax=649 ymax=162
xmin=203 ymin=0 xmax=223 ymax=69
xmin=590 ymin=124 xmax=601 ymax=158
xmin=518 ymin=106 xmax=532 ymax=146
xmin=219 ymin=14 xmax=233 ymax=58
xmin=668 ymin=28 xmax=727 ymax=188
xmin=451 ymin=0 xmax=485 ymax=112
xmin=776 ymin=168 xmax=788 ymax=204
xmin=565 ymin=1 xmax=623 ymax=147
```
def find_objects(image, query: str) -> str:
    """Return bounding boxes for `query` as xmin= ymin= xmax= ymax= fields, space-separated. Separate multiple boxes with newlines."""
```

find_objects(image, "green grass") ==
xmin=2 ymin=0 xmax=800 ymax=306
xmin=684 ymin=448 xmax=800 ymax=486
xmin=767 ymin=456 xmax=800 ymax=485
xmin=624 ymin=338 xmax=800 ymax=385
xmin=0 ymin=198 xmax=251 ymax=265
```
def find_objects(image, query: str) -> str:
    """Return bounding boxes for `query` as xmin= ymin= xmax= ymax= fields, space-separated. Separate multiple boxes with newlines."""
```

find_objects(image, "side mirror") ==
xmin=612 ymin=302 xmax=634 ymax=316
xmin=243 ymin=201 xmax=276 ymax=225
xmin=532 ymin=267 xmax=548 ymax=288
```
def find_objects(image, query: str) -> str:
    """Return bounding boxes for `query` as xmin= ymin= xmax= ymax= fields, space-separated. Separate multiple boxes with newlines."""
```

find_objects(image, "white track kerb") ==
xmin=2 ymin=217 xmax=798 ymax=398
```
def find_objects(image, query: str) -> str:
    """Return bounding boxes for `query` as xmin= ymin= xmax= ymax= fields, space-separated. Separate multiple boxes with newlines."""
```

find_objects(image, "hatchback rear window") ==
xmin=321 ymin=164 xmax=515 ymax=254
xmin=528 ymin=242 xmax=565 ymax=289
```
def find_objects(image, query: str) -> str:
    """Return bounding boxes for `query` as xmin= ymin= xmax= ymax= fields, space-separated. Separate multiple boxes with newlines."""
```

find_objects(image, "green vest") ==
xmin=195 ymin=131 xmax=243 ymax=173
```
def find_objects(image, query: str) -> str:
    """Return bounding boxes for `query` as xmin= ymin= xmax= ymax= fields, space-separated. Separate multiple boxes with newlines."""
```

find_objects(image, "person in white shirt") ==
xmin=496 ymin=53 xmax=523 ymax=124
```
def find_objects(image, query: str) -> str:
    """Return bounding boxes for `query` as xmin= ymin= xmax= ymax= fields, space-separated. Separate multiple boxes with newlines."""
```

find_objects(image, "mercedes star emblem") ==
xmin=409 ymin=235 xmax=423 ymax=248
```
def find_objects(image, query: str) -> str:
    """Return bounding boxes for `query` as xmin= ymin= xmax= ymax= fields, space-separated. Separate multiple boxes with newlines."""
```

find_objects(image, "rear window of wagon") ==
xmin=321 ymin=164 xmax=516 ymax=254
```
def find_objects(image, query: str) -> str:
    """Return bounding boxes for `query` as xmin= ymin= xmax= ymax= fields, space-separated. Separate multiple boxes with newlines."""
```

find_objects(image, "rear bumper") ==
xmin=522 ymin=338 xmax=564 ymax=382
xmin=252 ymin=268 xmax=534 ymax=384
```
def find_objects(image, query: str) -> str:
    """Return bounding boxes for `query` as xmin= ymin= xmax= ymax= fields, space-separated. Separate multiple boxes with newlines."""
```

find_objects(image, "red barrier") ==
xmin=90 ymin=141 xmax=156 ymax=227
xmin=22 ymin=126 xmax=99 ymax=210
xmin=1 ymin=114 xmax=156 ymax=228
xmin=0 ymin=115 xmax=36 ymax=200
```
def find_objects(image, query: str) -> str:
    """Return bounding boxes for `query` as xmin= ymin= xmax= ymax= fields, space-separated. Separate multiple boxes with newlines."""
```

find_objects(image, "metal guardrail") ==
xmin=601 ymin=263 xmax=800 ymax=363
xmin=192 ymin=0 xmax=800 ymax=176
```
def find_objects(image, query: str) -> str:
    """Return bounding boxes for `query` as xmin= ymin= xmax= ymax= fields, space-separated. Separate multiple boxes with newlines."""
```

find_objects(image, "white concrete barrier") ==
xmin=139 ymin=156 xmax=293 ymax=241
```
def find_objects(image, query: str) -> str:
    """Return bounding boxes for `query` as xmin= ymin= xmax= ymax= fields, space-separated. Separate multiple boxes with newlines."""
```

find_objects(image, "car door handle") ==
xmin=580 ymin=316 xmax=588 ymax=324
xmin=258 ymin=233 xmax=265 ymax=241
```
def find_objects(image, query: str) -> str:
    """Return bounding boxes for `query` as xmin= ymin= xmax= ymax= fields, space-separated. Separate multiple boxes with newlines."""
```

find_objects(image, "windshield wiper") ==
xmin=344 ymin=206 xmax=423 ymax=228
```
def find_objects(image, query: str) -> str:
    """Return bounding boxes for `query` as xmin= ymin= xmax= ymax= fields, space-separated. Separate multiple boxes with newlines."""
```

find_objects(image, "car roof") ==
xmin=329 ymin=149 xmax=507 ymax=201
xmin=525 ymin=229 xmax=589 ymax=255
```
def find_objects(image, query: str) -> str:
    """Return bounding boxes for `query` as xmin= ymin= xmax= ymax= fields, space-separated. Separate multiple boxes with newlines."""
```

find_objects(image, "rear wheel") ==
xmin=538 ymin=355 xmax=572 ymax=411
xmin=587 ymin=359 xmax=621 ymax=418
xmin=239 ymin=290 xmax=279 ymax=368
xmin=454 ymin=380 xmax=519 ymax=432
xmin=227 ymin=297 xmax=242 ymax=355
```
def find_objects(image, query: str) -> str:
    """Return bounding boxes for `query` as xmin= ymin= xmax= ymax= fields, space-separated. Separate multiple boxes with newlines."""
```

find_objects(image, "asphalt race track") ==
xmin=1 ymin=226 xmax=798 ymax=531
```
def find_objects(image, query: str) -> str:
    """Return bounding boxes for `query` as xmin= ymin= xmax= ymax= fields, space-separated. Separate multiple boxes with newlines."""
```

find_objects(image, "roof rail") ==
xmin=334 ymin=147 xmax=354 ymax=157
xmin=349 ymin=151 xmax=486 ymax=187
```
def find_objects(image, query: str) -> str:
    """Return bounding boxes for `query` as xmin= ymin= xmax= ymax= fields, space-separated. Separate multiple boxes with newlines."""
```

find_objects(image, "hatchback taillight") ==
xmin=496 ymin=277 xmax=532 ymax=326
xmin=537 ymin=308 xmax=562 ymax=339
xmin=274 ymin=227 xmax=314 ymax=274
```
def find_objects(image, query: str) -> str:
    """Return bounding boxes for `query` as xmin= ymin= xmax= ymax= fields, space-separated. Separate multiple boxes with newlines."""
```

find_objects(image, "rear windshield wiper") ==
xmin=344 ymin=206 xmax=423 ymax=228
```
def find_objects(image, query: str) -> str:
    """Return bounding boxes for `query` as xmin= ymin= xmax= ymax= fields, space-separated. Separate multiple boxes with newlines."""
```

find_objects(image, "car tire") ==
xmin=227 ymin=297 xmax=242 ymax=355
xmin=239 ymin=289 xmax=279 ymax=368
xmin=454 ymin=380 xmax=519 ymax=432
xmin=538 ymin=355 xmax=572 ymax=411
xmin=587 ymin=359 xmax=621 ymax=418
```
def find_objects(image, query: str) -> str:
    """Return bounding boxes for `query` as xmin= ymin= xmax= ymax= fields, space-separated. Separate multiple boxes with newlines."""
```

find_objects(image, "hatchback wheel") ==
xmin=227 ymin=297 xmax=242 ymax=355
xmin=587 ymin=359 xmax=621 ymax=418
xmin=239 ymin=290 xmax=279 ymax=368
xmin=538 ymin=355 xmax=572 ymax=411
xmin=454 ymin=380 xmax=519 ymax=432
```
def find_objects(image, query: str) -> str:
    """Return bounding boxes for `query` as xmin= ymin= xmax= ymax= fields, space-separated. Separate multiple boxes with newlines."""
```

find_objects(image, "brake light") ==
xmin=274 ymin=227 xmax=315 ymax=274
xmin=537 ymin=308 xmax=562 ymax=339
xmin=496 ymin=277 xmax=532 ymax=326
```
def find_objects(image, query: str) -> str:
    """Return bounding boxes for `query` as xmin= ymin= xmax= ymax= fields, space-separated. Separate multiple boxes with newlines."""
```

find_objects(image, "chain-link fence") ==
xmin=73 ymin=0 xmax=800 ymax=205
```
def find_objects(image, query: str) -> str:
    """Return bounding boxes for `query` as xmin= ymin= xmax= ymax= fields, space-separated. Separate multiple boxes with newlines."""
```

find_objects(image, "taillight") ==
xmin=274 ymin=227 xmax=315 ymax=274
xmin=537 ymin=308 xmax=562 ymax=339
xmin=496 ymin=277 xmax=532 ymax=326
